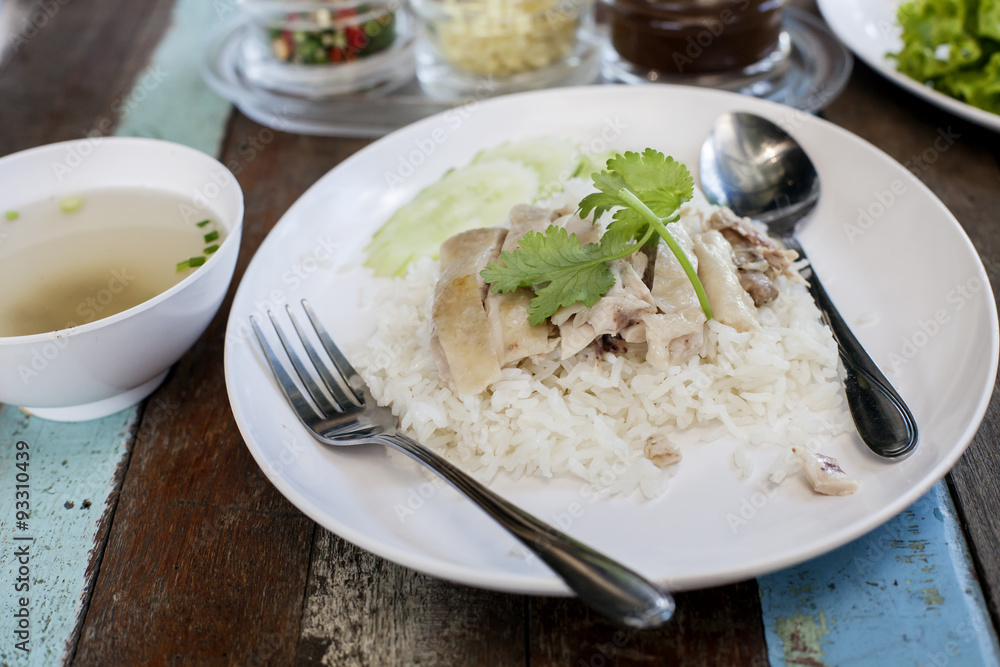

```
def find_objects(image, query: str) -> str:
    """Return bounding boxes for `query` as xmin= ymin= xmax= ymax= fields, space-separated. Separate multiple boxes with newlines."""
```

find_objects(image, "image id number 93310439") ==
xmin=11 ymin=439 xmax=32 ymax=654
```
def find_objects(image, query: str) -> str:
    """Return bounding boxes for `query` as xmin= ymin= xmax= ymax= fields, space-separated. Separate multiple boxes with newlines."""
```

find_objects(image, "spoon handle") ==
xmin=789 ymin=242 xmax=918 ymax=459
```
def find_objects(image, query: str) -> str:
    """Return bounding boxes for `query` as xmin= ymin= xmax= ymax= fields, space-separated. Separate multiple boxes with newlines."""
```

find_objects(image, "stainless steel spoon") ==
xmin=699 ymin=112 xmax=918 ymax=459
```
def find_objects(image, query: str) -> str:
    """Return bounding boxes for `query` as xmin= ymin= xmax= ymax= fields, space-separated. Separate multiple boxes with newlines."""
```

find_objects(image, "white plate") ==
xmin=224 ymin=85 xmax=998 ymax=594
xmin=818 ymin=0 xmax=1000 ymax=133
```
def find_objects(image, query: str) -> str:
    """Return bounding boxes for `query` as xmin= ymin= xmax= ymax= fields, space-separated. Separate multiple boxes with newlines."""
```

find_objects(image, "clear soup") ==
xmin=0 ymin=186 xmax=225 ymax=337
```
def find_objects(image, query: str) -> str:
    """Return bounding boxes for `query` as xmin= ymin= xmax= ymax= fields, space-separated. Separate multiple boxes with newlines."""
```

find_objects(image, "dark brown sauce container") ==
xmin=606 ymin=0 xmax=786 ymax=74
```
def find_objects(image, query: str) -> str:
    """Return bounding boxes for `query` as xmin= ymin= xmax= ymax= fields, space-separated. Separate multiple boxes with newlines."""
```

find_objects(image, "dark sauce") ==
xmin=606 ymin=0 xmax=786 ymax=74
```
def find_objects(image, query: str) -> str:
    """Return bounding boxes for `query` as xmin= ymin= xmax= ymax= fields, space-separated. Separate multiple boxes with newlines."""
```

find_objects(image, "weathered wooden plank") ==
xmin=0 ymin=406 xmax=139 ymax=666
xmin=112 ymin=0 xmax=234 ymax=155
xmin=31 ymin=0 xmax=321 ymax=662
xmin=0 ymin=0 xmax=189 ymax=664
xmin=948 ymin=423 xmax=1000 ymax=623
xmin=528 ymin=581 xmax=767 ymax=666
xmin=296 ymin=528 xmax=526 ymax=666
xmin=71 ymin=97 xmax=373 ymax=664
xmin=759 ymin=482 xmax=1000 ymax=666
xmin=0 ymin=0 xmax=30 ymax=65
xmin=212 ymin=111 xmax=532 ymax=666
xmin=69 ymin=268 xmax=316 ymax=664
xmin=0 ymin=0 xmax=176 ymax=157
xmin=822 ymin=60 xmax=1000 ymax=627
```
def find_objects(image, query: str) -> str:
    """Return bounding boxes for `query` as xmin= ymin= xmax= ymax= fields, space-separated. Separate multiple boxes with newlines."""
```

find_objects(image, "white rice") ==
xmin=354 ymin=254 xmax=852 ymax=499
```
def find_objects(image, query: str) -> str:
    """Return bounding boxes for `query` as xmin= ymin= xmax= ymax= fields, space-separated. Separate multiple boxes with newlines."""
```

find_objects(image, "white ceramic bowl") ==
xmin=0 ymin=137 xmax=244 ymax=421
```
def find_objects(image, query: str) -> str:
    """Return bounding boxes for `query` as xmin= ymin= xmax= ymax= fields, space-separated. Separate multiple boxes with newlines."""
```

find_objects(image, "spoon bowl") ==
xmin=700 ymin=112 xmax=820 ymax=233
xmin=700 ymin=112 xmax=918 ymax=459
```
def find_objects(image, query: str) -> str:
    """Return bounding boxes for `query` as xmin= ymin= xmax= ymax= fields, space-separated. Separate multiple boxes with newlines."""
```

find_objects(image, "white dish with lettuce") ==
xmin=818 ymin=0 xmax=1000 ymax=132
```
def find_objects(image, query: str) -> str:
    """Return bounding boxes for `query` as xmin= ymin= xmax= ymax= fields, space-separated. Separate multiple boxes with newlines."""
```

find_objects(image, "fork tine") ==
xmin=301 ymin=299 xmax=366 ymax=404
xmin=285 ymin=305 xmax=363 ymax=410
xmin=266 ymin=310 xmax=343 ymax=416
xmin=250 ymin=315 xmax=322 ymax=423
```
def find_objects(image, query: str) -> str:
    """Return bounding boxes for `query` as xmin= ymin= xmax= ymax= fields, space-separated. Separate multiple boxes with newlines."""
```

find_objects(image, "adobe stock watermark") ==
xmin=382 ymin=78 xmax=500 ymax=189
xmin=542 ymin=0 xmax=589 ymax=30
xmin=549 ymin=455 xmax=636 ymax=534
xmin=503 ymin=453 xmax=645 ymax=565
xmin=392 ymin=449 xmax=638 ymax=528
xmin=225 ymin=235 xmax=346 ymax=346
xmin=211 ymin=0 xmax=242 ymax=19
xmin=536 ymin=116 xmax=630 ymax=200
xmin=258 ymin=435 xmax=310 ymax=479
xmin=849 ymin=518 xmax=907 ymax=577
xmin=393 ymin=474 xmax=449 ymax=523
xmin=670 ymin=0 xmax=762 ymax=74
xmin=178 ymin=166 xmax=238 ymax=224
xmin=577 ymin=627 xmax=641 ymax=667
xmin=51 ymin=65 xmax=171 ymax=182
xmin=922 ymin=613 xmax=993 ymax=666
xmin=221 ymin=104 xmax=298 ymax=178
xmin=842 ymin=126 xmax=959 ymax=244
xmin=901 ymin=126 xmax=961 ymax=180
xmin=724 ymin=443 xmax=816 ymax=534
xmin=51 ymin=134 xmax=108 ymax=183
xmin=5 ymin=0 xmax=72 ymax=55
xmin=16 ymin=267 xmax=137 ymax=385
xmin=842 ymin=179 xmax=908 ymax=244
xmin=885 ymin=274 xmax=983 ymax=373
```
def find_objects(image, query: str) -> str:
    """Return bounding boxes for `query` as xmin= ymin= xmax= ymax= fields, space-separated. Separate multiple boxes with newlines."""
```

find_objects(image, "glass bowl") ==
xmin=602 ymin=0 xmax=790 ymax=86
xmin=409 ymin=0 xmax=601 ymax=100
xmin=238 ymin=0 xmax=416 ymax=96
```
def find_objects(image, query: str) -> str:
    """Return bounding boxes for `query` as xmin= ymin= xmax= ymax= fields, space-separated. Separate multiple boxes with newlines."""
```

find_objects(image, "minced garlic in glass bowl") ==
xmin=436 ymin=0 xmax=579 ymax=76
xmin=411 ymin=0 xmax=600 ymax=99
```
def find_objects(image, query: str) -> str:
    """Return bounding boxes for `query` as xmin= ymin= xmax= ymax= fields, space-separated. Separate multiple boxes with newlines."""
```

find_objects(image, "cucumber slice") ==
xmin=574 ymin=150 xmax=618 ymax=180
xmin=365 ymin=160 xmax=539 ymax=277
xmin=472 ymin=138 xmax=582 ymax=198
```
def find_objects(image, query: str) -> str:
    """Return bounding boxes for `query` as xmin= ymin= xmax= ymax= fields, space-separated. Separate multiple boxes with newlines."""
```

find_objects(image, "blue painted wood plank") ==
xmin=0 ymin=0 xmax=233 ymax=663
xmin=112 ymin=0 xmax=233 ymax=153
xmin=760 ymin=480 xmax=1000 ymax=666
xmin=0 ymin=405 xmax=138 ymax=665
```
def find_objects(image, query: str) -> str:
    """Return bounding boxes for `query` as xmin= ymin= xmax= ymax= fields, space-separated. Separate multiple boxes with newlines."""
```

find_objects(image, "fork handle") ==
xmin=377 ymin=432 xmax=675 ymax=629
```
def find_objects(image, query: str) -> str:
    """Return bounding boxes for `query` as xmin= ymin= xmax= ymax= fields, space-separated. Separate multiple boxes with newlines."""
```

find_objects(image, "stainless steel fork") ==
xmin=251 ymin=299 xmax=675 ymax=629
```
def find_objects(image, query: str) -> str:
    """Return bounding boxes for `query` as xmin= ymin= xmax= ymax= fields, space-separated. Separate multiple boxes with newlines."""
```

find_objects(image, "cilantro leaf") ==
xmin=482 ymin=226 xmax=632 ymax=325
xmin=576 ymin=170 xmax=627 ymax=221
xmin=579 ymin=149 xmax=694 ymax=239
xmin=482 ymin=149 xmax=712 ymax=325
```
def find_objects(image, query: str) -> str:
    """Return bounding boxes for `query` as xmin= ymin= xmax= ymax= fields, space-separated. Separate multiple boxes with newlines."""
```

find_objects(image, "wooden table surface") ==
xmin=1 ymin=0 xmax=999 ymax=665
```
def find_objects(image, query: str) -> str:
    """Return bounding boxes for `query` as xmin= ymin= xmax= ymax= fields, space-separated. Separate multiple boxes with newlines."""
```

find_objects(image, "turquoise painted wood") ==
xmin=0 ymin=405 xmax=138 ymax=665
xmin=112 ymin=0 xmax=234 ymax=155
xmin=0 ymin=0 xmax=234 ymax=663
xmin=759 ymin=481 xmax=1000 ymax=666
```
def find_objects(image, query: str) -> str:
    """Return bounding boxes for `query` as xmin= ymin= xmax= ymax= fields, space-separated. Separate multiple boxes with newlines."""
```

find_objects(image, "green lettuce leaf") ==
xmin=890 ymin=0 xmax=1000 ymax=114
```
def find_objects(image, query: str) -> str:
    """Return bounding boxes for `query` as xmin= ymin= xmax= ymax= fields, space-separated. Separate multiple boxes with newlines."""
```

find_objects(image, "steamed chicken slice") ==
xmin=486 ymin=205 xmax=554 ymax=367
xmin=706 ymin=207 xmax=798 ymax=276
xmin=585 ymin=254 xmax=655 ymax=343
xmin=792 ymin=447 xmax=859 ymax=496
xmin=643 ymin=223 xmax=707 ymax=369
xmin=694 ymin=230 xmax=761 ymax=333
xmin=706 ymin=207 xmax=802 ymax=306
xmin=644 ymin=434 xmax=682 ymax=467
xmin=431 ymin=228 xmax=507 ymax=395
xmin=555 ymin=256 xmax=657 ymax=359
xmin=558 ymin=211 xmax=604 ymax=247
